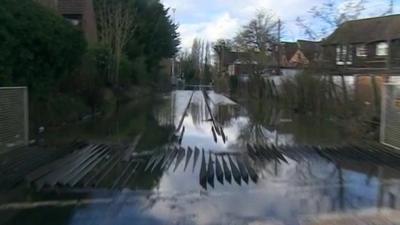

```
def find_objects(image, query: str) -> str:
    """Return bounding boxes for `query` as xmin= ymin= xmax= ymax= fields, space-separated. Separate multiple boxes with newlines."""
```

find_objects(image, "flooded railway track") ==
xmin=10 ymin=141 xmax=400 ymax=191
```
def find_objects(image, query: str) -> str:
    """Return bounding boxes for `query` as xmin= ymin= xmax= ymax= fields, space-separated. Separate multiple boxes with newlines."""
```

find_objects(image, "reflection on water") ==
xmin=2 ymin=90 xmax=400 ymax=225
xmin=154 ymin=91 xmax=346 ymax=150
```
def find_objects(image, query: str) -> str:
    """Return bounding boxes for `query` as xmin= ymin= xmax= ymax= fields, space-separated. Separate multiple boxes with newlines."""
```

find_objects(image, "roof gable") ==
xmin=289 ymin=50 xmax=310 ymax=65
xmin=282 ymin=42 xmax=298 ymax=60
xmin=323 ymin=14 xmax=400 ymax=45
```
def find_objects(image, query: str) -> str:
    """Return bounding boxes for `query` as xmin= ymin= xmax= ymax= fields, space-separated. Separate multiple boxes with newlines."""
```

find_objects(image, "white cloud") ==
xmin=178 ymin=13 xmax=240 ymax=49
xmin=161 ymin=0 xmax=322 ymax=49
xmin=162 ymin=0 xmax=400 ymax=49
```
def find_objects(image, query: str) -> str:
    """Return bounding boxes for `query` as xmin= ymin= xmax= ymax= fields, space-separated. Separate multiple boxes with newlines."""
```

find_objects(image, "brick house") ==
xmin=281 ymin=40 xmax=322 ymax=68
xmin=36 ymin=0 xmax=98 ymax=43
xmin=321 ymin=14 xmax=400 ymax=75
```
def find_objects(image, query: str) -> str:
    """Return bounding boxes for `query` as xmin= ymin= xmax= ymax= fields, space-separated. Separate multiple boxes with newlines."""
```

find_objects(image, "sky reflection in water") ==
xmin=4 ymin=90 xmax=400 ymax=225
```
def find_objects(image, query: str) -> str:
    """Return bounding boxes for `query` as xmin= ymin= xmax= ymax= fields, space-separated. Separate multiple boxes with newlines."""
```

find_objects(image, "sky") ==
xmin=161 ymin=0 xmax=400 ymax=49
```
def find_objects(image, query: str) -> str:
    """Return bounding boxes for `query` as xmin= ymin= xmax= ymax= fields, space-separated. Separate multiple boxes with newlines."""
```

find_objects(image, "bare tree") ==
xmin=234 ymin=11 xmax=280 ymax=53
xmin=192 ymin=38 xmax=212 ymax=83
xmin=180 ymin=38 xmax=213 ymax=84
xmin=233 ymin=11 xmax=281 ymax=77
xmin=213 ymin=39 xmax=233 ymax=75
xmin=383 ymin=0 xmax=394 ymax=15
xmin=297 ymin=0 xmax=395 ymax=40
xmin=96 ymin=0 xmax=137 ymax=84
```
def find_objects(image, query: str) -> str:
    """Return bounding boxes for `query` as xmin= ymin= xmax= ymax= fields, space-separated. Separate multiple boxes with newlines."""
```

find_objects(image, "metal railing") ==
xmin=380 ymin=83 xmax=400 ymax=150
xmin=0 ymin=87 xmax=29 ymax=152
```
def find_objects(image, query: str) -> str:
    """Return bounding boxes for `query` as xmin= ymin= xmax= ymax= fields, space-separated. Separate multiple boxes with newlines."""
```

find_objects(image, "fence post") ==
xmin=23 ymin=87 xmax=29 ymax=146
xmin=380 ymin=83 xmax=387 ymax=144
xmin=0 ymin=87 xmax=29 ymax=151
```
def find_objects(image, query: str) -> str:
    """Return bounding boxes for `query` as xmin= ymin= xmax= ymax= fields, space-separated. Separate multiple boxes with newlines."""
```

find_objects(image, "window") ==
xmin=336 ymin=45 xmax=353 ymax=65
xmin=356 ymin=44 xmax=367 ymax=57
xmin=336 ymin=46 xmax=343 ymax=65
xmin=376 ymin=42 xmax=389 ymax=56
xmin=66 ymin=18 xmax=81 ymax=26
xmin=228 ymin=64 xmax=235 ymax=76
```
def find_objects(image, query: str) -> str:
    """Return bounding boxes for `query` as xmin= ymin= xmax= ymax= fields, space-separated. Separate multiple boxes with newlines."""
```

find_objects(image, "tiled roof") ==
xmin=298 ymin=40 xmax=321 ymax=61
xmin=282 ymin=42 xmax=298 ymax=60
xmin=323 ymin=14 xmax=400 ymax=45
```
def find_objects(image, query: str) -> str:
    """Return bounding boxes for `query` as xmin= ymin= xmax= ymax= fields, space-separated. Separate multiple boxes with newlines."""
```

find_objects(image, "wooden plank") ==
xmin=120 ymin=162 xmax=141 ymax=188
xmin=123 ymin=134 xmax=142 ymax=162
xmin=215 ymin=155 xmax=224 ymax=185
xmin=269 ymin=144 xmax=289 ymax=163
xmin=183 ymin=147 xmax=193 ymax=172
xmin=178 ymin=126 xmax=185 ymax=145
xmin=211 ymin=126 xmax=218 ymax=143
xmin=144 ymin=151 xmax=159 ymax=172
xmin=26 ymin=148 xmax=85 ymax=182
xmin=245 ymin=160 xmax=258 ymax=183
xmin=173 ymin=148 xmax=185 ymax=172
xmin=83 ymin=150 xmax=121 ymax=187
xmin=45 ymin=145 xmax=104 ymax=187
xmin=61 ymin=145 xmax=108 ymax=185
xmin=235 ymin=156 xmax=249 ymax=184
xmin=221 ymin=155 xmax=232 ymax=184
xmin=175 ymin=91 xmax=195 ymax=133
xmin=164 ymin=147 xmax=179 ymax=170
xmin=199 ymin=149 xmax=207 ymax=190
xmin=65 ymin=146 xmax=110 ymax=187
xmin=228 ymin=155 xmax=241 ymax=186
xmin=111 ymin=161 xmax=135 ymax=189
xmin=207 ymin=151 xmax=215 ymax=188
xmin=160 ymin=147 xmax=175 ymax=169
xmin=151 ymin=150 xmax=167 ymax=172
xmin=35 ymin=145 xmax=99 ymax=188
xmin=192 ymin=147 xmax=200 ymax=173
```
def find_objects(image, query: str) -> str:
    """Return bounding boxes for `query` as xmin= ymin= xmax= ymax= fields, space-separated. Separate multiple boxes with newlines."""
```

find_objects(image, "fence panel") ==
xmin=381 ymin=83 xmax=400 ymax=149
xmin=0 ymin=87 xmax=29 ymax=152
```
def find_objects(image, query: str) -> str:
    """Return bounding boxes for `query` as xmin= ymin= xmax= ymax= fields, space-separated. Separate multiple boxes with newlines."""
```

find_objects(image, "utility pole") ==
xmin=389 ymin=0 xmax=394 ymax=14
xmin=384 ymin=0 xmax=394 ymax=15
xmin=277 ymin=19 xmax=282 ymax=76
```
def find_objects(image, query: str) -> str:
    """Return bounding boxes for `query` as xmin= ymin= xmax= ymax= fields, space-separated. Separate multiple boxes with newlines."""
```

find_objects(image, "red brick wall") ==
xmin=82 ymin=0 xmax=97 ymax=43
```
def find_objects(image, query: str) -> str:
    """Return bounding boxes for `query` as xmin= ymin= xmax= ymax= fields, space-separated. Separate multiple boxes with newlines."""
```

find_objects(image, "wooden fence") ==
xmin=381 ymin=83 xmax=400 ymax=150
xmin=0 ymin=87 xmax=29 ymax=153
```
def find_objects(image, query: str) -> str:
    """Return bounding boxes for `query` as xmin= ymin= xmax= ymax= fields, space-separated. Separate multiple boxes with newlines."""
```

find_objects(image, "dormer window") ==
xmin=376 ymin=42 xmax=389 ymax=56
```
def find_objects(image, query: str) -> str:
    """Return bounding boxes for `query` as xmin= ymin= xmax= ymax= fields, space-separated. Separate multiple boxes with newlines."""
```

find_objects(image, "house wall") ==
xmin=35 ymin=0 xmax=58 ymax=9
xmin=228 ymin=64 xmax=256 ymax=76
xmin=391 ymin=39 xmax=400 ymax=66
xmin=37 ymin=0 xmax=97 ymax=43
xmin=323 ymin=39 xmax=400 ymax=71
xmin=322 ymin=46 xmax=336 ymax=65
xmin=354 ymin=75 xmax=384 ymax=105
xmin=81 ymin=0 xmax=97 ymax=43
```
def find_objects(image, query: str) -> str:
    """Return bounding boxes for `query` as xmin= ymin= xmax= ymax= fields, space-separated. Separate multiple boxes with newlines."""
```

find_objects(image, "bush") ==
xmin=0 ymin=74 xmax=11 ymax=86
xmin=0 ymin=0 xmax=86 ymax=97
xmin=280 ymin=72 xmax=336 ymax=115
xmin=88 ymin=45 xmax=113 ymax=85
xmin=132 ymin=56 xmax=150 ymax=84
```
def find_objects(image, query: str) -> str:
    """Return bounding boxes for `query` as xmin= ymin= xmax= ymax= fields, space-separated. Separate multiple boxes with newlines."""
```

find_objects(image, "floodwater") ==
xmin=2 ymin=90 xmax=400 ymax=225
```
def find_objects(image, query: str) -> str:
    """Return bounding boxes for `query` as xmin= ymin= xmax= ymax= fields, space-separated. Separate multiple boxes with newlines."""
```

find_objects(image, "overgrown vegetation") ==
xmin=0 ymin=0 xmax=86 ymax=96
xmin=277 ymin=72 xmax=381 ymax=139
xmin=0 ymin=0 xmax=179 ymax=129
xmin=179 ymin=38 xmax=212 ymax=85
xmin=95 ymin=0 xmax=180 ymax=86
xmin=296 ymin=0 xmax=395 ymax=40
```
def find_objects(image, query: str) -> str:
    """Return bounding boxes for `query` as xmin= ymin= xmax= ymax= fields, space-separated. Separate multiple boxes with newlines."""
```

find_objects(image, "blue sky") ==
xmin=161 ymin=0 xmax=400 ymax=49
